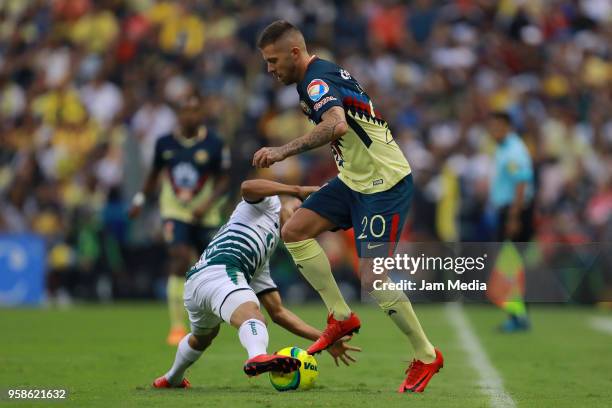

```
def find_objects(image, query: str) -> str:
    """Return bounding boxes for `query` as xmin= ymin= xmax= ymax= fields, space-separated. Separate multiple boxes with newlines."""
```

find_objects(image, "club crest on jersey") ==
xmin=300 ymin=100 xmax=312 ymax=115
xmin=194 ymin=149 xmax=209 ymax=164
xmin=307 ymin=79 xmax=329 ymax=102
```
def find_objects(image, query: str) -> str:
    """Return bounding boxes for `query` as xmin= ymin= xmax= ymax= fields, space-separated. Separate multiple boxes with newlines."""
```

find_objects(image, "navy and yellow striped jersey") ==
xmin=152 ymin=127 xmax=230 ymax=227
xmin=296 ymin=57 xmax=411 ymax=194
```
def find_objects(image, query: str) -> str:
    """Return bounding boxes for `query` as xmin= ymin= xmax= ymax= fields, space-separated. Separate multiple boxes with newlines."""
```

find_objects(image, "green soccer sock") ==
xmin=167 ymin=275 xmax=186 ymax=329
xmin=369 ymin=278 xmax=436 ymax=363
xmin=285 ymin=239 xmax=351 ymax=320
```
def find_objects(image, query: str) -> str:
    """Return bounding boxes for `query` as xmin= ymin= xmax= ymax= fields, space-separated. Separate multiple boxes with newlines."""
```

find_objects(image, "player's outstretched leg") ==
xmin=282 ymin=209 xmax=360 ymax=355
xmin=166 ymin=243 xmax=193 ymax=345
xmin=154 ymin=327 xmax=219 ymax=388
xmin=226 ymin=293 xmax=301 ymax=376
xmin=367 ymin=275 xmax=443 ymax=392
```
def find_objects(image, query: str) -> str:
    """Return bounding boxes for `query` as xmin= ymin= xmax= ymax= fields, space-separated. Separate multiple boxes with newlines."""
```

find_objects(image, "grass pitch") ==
xmin=1 ymin=303 xmax=611 ymax=407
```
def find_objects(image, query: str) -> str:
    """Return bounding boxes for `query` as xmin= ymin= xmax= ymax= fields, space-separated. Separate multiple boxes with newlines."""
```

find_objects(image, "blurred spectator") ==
xmin=70 ymin=2 xmax=119 ymax=54
xmin=0 ymin=0 xmax=610 ymax=302
xmin=131 ymin=87 xmax=176 ymax=170
xmin=80 ymin=69 xmax=123 ymax=129
xmin=154 ymin=2 xmax=205 ymax=58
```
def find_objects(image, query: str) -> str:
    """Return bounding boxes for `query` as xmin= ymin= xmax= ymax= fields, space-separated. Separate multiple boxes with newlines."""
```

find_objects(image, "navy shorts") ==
xmin=301 ymin=174 xmax=413 ymax=257
xmin=162 ymin=219 xmax=217 ymax=252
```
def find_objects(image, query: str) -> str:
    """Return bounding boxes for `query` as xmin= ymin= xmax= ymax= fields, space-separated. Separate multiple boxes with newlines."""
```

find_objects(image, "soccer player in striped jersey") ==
xmin=253 ymin=20 xmax=443 ymax=392
xmin=153 ymin=179 xmax=360 ymax=388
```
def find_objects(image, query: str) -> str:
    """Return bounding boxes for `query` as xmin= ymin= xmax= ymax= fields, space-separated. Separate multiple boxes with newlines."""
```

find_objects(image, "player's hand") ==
xmin=296 ymin=185 xmax=320 ymax=201
xmin=326 ymin=337 xmax=361 ymax=366
xmin=128 ymin=192 xmax=146 ymax=219
xmin=128 ymin=204 xmax=142 ymax=219
xmin=192 ymin=201 xmax=212 ymax=221
xmin=505 ymin=215 xmax=521 ymax=239
xmin=252 ymin=147 xmax=286 ymax=168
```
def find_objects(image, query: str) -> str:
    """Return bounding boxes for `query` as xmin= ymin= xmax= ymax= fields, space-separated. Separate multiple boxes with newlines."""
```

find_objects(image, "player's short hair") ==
xmin=172 ymin=87 xmax=204 ymax=111
xmin=257 ymin=20 xmax=301 ymax=49
xmin=489 ymin=111 xmax=512 ymax=125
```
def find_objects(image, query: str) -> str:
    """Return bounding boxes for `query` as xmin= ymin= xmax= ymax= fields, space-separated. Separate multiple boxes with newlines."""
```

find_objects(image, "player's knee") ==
xmin=281 ymin=220 xmax=308 ymax=243
xmin=359 ymin=258 xmax=377 ymax=287
xmin=168 ymin=245 xmax=194 ymax=275
xmin=244 ymin=303 xmax=266 ymax=323
xmin=230 ymin=301 xmax=266 ymax=328
xmin=191 ymin=327 xmax=219 ymax=350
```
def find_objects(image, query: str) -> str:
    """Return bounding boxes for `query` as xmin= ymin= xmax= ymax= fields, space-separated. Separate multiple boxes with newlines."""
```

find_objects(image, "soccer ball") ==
xmin=269 ymin=346 xmax=318 ymax=391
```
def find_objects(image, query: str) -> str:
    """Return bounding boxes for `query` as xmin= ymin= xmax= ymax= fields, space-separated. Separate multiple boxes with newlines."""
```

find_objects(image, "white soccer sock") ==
xmin=238 ymin=319 xmax=268 ymax=358
xmin=165 ymin=334 xmax=203 ymax=385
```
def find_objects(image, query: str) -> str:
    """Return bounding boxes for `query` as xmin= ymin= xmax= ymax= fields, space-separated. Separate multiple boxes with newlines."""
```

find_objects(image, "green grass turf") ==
xmin=0 ymin=303 xmax=611 ymax=407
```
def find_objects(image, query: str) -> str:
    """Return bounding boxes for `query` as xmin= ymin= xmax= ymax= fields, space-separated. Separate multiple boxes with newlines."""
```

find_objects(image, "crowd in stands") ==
xmin=1 ymin=0 xmax=610 ymax=301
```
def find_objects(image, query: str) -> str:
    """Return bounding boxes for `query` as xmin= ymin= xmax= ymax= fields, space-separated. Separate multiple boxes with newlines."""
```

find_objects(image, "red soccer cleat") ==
xmin=243 ymin=354 xmax=301 ymax=377
xmin=398 ymin=348 xmax=444 ymax=393
xmin=152 ymin=375 xmax=191 ymax=388
xmin=306 ymin=312 xmax=361 ymax=355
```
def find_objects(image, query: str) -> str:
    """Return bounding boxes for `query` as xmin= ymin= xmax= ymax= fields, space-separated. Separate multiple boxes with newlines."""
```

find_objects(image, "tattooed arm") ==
xmin=279 ymin=106 xmax=348 ymax=157
xmin=252 ymin=106 xmax=348 ymax=168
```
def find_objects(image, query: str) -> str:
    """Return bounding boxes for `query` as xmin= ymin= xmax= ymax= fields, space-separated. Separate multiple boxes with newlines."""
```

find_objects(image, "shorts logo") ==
xmin=300 ymin=100 xmax=312 ymax=115
xmin=314 ymin=96 xmax=337 ymax=111
xmin=373 ymin=179 xmax=383 ymax=186
xmin=307 ymin=79 xmax=329 ymax=102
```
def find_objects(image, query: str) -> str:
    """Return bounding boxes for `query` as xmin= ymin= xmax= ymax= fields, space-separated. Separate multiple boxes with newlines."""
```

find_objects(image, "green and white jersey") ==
xmin=188 ymin=196 xmax=281 ymax=282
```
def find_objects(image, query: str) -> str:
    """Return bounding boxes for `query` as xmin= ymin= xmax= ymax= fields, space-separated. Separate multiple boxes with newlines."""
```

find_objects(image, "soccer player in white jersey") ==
xmin=153 ymin=179 xmax=360 ymax=388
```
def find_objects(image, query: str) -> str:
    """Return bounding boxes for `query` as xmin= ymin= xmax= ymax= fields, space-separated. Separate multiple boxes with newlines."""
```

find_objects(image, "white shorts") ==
xmin=184 ymin=264 xmax=273 ymax=335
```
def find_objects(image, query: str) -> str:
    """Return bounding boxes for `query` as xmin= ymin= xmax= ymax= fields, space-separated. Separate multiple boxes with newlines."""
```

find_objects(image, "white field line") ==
xmin=589 ymin=317 xmax=612 ymax=335
xmin=445 ymin=303 xmax=516 ymax=408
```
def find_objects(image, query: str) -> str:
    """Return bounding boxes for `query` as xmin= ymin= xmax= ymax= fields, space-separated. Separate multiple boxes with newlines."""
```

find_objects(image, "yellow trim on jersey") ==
xmin=159 ymin=175 xmax=226 ymax=227
xmin=336 ymin=111 xmax=411 ymax=194
xmin=174 ymin=126 xmax=208 ymax=148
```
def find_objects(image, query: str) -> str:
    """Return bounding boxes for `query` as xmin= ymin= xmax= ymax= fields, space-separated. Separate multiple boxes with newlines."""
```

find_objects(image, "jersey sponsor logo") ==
xmin=340 ymin=69 xmax=352 ymax=80
xmin=171 ymin=162 xmax=200 ymax=202
xmin=313 ymin=96 xmax=337 ymax=112
xmin=300 ymin=100 xmax=312 ymax=115
xmin=172 ymin=162 xmax=199 ymax=188
xmin=307 ymin=79 xmax=329 ymax=102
